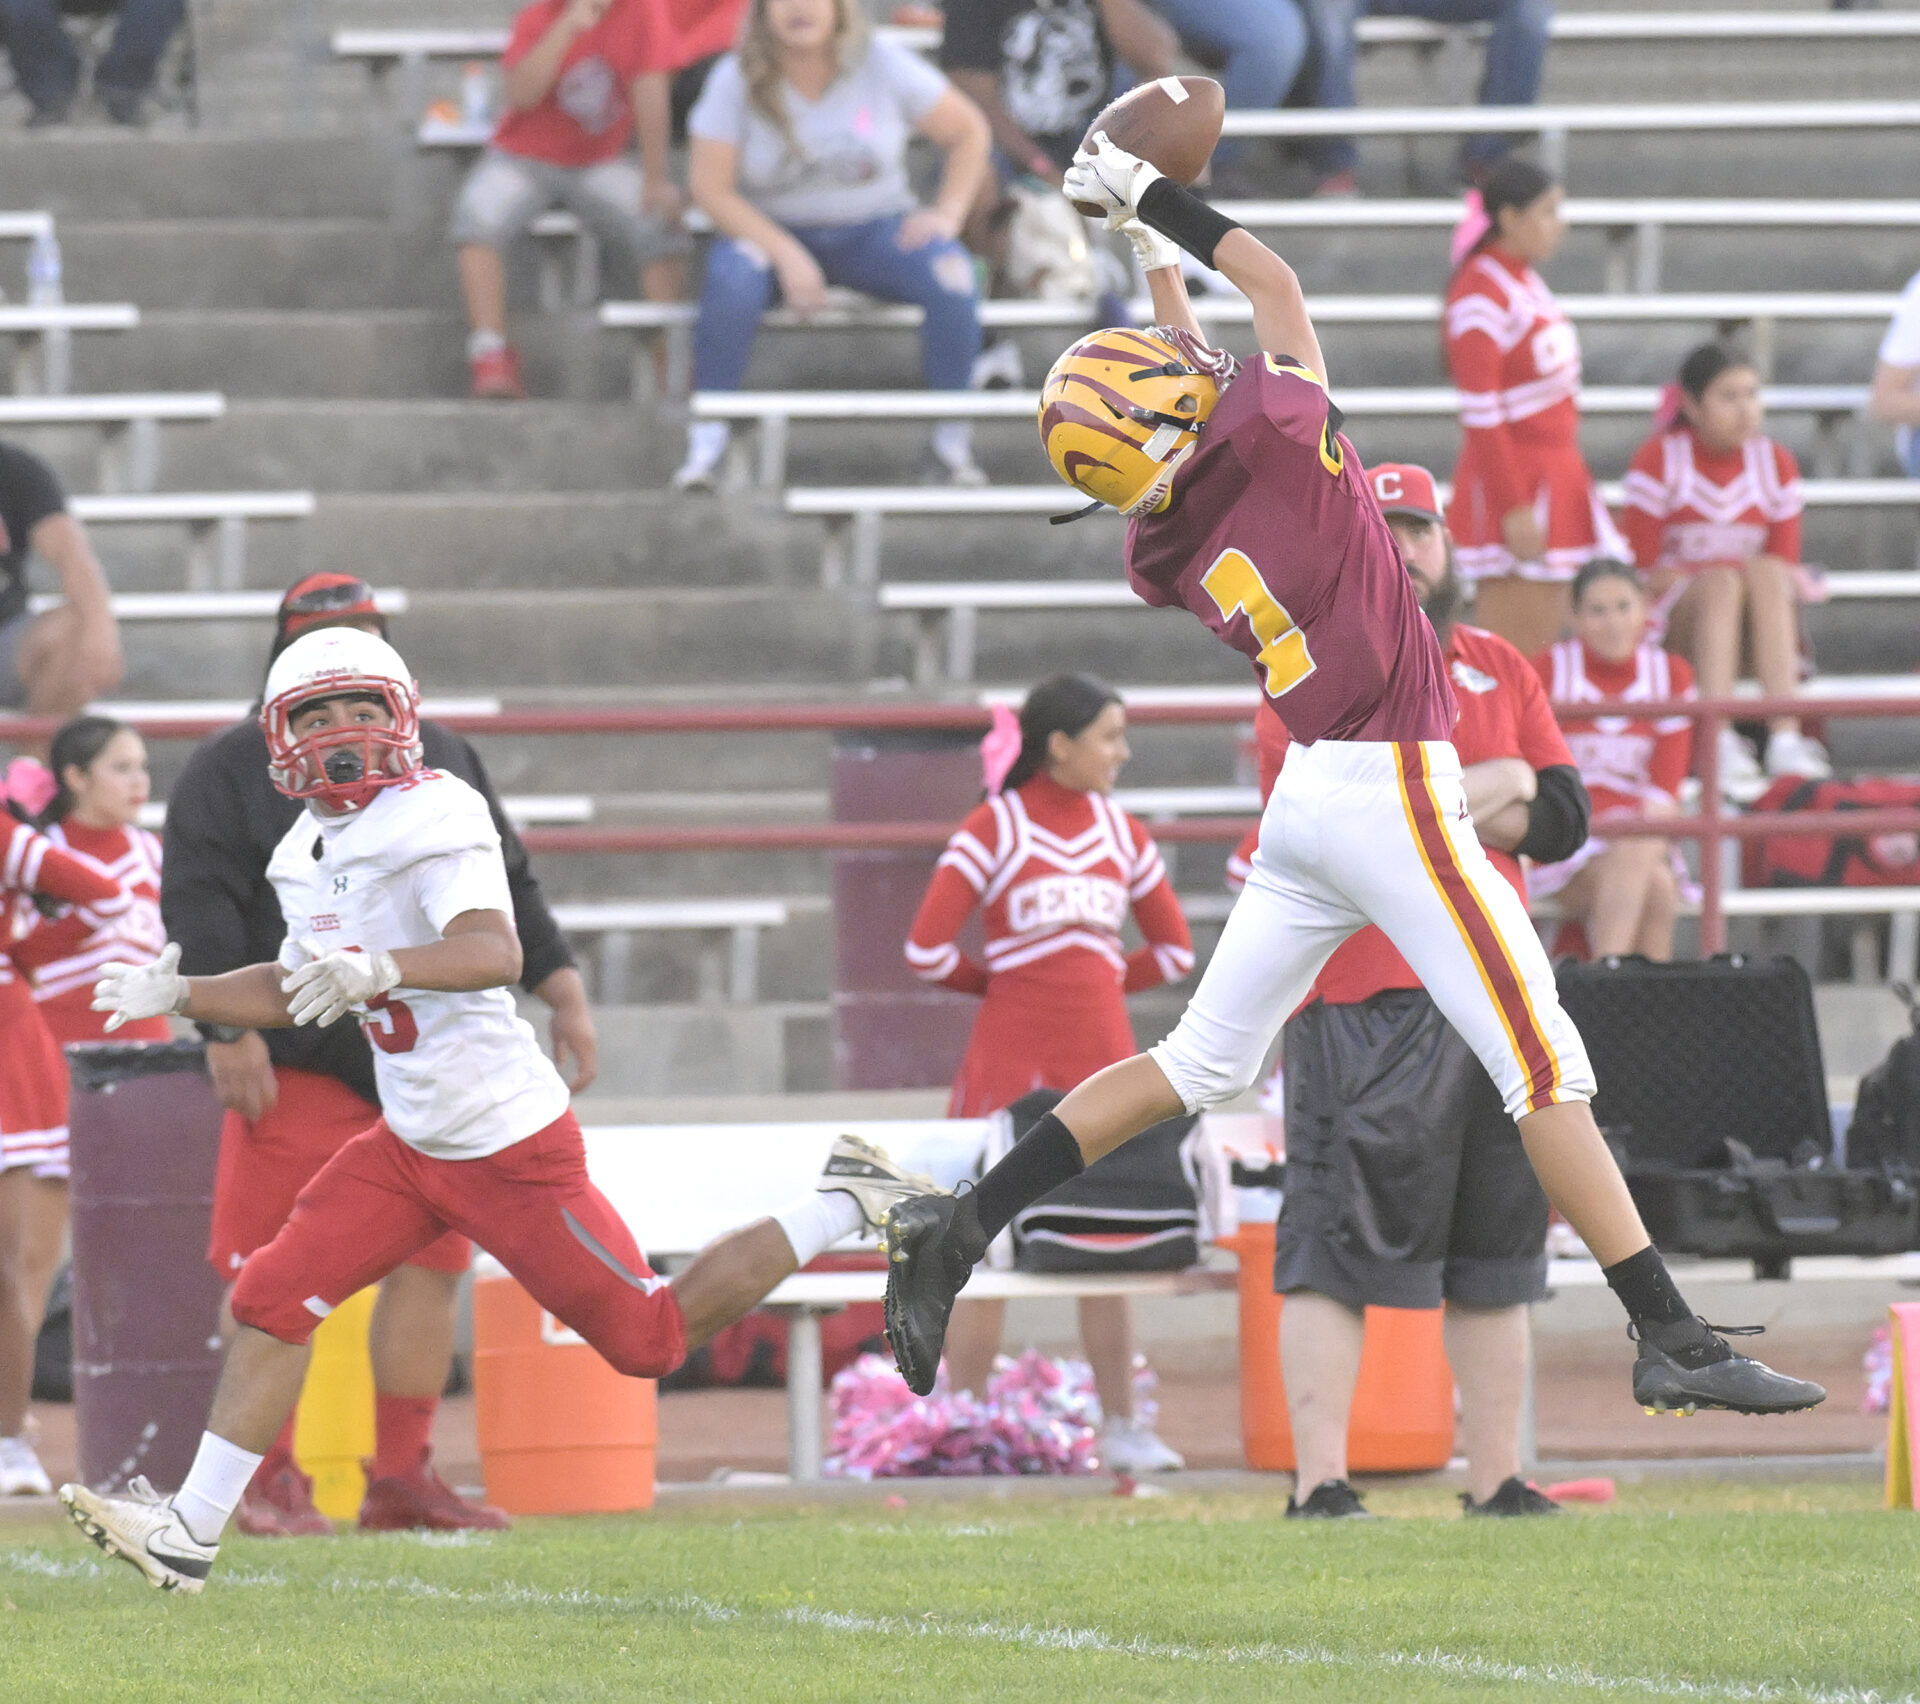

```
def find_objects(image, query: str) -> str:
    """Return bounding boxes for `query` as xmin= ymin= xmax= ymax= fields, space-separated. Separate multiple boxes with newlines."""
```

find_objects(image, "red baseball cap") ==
xmin=1367 ymin=462 xmax=1445 ymax=525
xmin=275 ymin=573 xmax=385 ymax=643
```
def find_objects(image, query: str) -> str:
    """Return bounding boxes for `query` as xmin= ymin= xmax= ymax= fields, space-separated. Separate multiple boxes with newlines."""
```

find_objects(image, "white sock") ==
xmin=772 ymin=1188 xmax=864 ymax=1266
xmin=172 ymin=1431 xmax=264 ymax=1546
xmin=466 ymin=327 xmax=506 ymax=360
xmin=929 ymin=420 xmax=973 ymax=465
xmin=684 ymin=419 xmax=731 ymax=464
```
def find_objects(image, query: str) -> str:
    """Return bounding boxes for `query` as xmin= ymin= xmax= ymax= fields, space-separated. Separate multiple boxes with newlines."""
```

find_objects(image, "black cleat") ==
xmin=1284 ymin=1478 xmax=1374 ymax=1520
xmin=1461 ymin=1476 xmax=1562 ymax=1517
xmin=1631 ymin=1319 xmax=1826 ymax=1416
xmin=882 ymin=1189 xmax=988 ymax=1396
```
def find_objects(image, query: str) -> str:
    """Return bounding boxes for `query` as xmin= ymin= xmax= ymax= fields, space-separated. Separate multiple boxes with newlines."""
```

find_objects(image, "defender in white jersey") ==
xmin=62 ymin=629 xmax=940 ymax=1593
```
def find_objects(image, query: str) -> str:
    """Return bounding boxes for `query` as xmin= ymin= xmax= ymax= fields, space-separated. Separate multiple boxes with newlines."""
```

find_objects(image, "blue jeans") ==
xmin=0 ymin=0 xmax=185 ymax=107
xmin=1147 ymin=0 xmax=1309 ymax=162
xmin=692 ymin=214 xmax=983 ymax=393
xmin=1304 ymin=0 xmax=1554 ymax=174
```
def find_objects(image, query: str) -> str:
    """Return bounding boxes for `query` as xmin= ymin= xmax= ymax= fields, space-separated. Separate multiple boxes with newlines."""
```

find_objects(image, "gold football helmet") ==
xmin=1039 ymin=328 xmax=1219 ymax=518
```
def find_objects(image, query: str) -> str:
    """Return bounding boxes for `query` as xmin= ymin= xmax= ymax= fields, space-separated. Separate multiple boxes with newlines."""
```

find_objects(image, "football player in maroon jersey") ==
xmin=882 ymin=134 xmax=1826 ymax=1424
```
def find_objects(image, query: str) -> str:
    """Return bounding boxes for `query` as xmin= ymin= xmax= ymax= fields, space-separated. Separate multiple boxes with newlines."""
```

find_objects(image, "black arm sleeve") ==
xmin=1516 ymin=764 xmax=1590 ymax=865
xmin=422 ymin=724 xmax=575 ymax=994
xmin=161 ymin=741 xmax=265 ymax=980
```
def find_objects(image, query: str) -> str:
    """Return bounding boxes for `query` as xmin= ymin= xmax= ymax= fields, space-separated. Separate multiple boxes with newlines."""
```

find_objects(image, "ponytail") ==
xmin=1452 ymin=157 xmax=1556 ymax=273
xmin=999 ymin=674 xmax=1122 ymax=793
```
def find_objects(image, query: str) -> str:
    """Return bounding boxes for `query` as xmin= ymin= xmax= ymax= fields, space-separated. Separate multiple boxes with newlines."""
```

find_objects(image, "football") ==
xmin=1069 ymin=76 xmax=1226 ymax=217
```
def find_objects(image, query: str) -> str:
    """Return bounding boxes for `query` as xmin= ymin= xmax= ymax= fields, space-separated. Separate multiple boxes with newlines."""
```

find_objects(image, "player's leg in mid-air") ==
xmin=61 ymin=1121 xmax=935 ymax=1593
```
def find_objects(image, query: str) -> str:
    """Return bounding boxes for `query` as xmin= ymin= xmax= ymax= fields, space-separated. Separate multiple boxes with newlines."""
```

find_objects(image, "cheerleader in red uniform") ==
xmin=1444 ymin=158 xmax=1624 ymax=658
xmin=1620 ymin=342 xmax=1826 ymax=798
xmin=905 ymin=675 xmax=1194 ymax=1472
xmin=1530 ymin=560 xmax=1695 ymax=961
xmin=0 ymin=793 xmax=138 ymax=1495
xmin=12 ymin=717 xmax=168 ymax=1046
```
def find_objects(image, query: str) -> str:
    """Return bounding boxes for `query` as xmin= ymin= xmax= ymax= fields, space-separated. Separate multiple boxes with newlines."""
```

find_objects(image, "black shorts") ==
xmin=1273 ymin=988 xmax=1549 ymax=1312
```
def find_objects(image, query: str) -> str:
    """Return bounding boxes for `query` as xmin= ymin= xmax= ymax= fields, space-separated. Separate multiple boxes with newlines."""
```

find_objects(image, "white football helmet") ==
xmin=259 ymin=627 xmax=423 ymax=810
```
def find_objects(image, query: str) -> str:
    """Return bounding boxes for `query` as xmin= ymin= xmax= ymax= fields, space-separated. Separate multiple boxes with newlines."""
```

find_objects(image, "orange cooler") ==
xmin=473 ymin=1271 xmax=657 ymax=1515
xmin=1222 ymin=1222 xmax=1455 ymax=1472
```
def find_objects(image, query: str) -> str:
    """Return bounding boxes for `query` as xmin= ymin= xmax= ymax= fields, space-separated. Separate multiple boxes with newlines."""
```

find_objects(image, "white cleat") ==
xmin=60 ymin=1477 xmax=219 ymax=1593
xmin=0 ymin=1434 xmax=51 ymax=1496
xmin=819 ymin=1134 xmax=944 ymax=1233
xmin=1098 ymin=1416 xmax=1185 ymax=1474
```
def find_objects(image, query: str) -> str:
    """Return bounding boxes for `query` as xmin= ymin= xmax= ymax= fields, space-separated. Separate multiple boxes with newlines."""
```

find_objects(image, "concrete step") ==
xmin=111 ymin=585 xmax=873 ymax=700
xmin=0 ymin=131 xmax=392 ymax=219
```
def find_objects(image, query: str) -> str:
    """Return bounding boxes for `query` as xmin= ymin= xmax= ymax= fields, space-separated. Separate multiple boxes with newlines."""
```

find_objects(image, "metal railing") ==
xmin=4 ymin=691 xmax=1917 ymax=953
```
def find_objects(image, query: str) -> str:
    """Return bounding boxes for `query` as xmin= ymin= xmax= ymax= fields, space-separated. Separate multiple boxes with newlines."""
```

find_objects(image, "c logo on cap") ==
xmin=1373 ymin=470 xmax=1404 ymax=503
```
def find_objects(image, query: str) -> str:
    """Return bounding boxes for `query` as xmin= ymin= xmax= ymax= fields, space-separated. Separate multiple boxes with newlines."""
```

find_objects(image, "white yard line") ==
xmin=2 ymin=1548 xmax=1908 ymax=1704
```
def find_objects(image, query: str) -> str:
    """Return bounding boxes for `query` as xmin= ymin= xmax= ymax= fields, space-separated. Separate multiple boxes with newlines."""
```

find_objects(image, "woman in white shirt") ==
xmin=675 ymin=0 xmax=991 ymax=489
xmin=1870 ymin=268 xmax=1920 ymax=479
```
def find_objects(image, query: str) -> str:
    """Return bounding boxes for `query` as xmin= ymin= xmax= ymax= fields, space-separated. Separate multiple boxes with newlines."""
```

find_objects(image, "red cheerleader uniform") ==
xmin=905 ymin=772 xmax=1194 ymax=1117
xmin=1 ymin=818 xmax=137 ymax=1179
xmin=1527 ymin=637 xmax=1695 ymax=901
xmin=1444 ymin=246 xmax=1624 ymax=583
xmin=1619 ymin=425 xmax=1803 ymax=599
xmin=10 ymin=819 xmax=169 ymax=1045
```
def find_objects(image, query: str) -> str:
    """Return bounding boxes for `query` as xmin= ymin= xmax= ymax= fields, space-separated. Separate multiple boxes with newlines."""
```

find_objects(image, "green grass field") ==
xmin=2 ymin=1478 xmax=1915 ymax=1703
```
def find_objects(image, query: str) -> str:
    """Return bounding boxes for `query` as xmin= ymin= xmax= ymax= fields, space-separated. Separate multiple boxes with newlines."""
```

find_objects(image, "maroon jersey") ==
xmin=1124 ymin=331 xmax=1454 ymax=746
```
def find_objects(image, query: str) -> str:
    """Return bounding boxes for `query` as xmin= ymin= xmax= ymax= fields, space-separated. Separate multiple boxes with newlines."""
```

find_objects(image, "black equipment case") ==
xmin=1554 ymin=954 xmax=1919 ymax=1271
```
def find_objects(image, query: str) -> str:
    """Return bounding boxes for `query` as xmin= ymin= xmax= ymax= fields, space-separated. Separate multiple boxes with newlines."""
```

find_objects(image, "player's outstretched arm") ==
xmin=1211 ymin=228 xmax=1328 ymax=390
xmin=93 ymin=946 xmax=297 ymax=1031
xmin=278 ymin=909 xmax=523 ymax=1028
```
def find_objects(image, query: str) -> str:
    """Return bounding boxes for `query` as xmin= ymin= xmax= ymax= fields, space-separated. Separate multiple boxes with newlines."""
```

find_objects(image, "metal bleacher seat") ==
xmin=0 ymin=392 xmax=225 ymax=491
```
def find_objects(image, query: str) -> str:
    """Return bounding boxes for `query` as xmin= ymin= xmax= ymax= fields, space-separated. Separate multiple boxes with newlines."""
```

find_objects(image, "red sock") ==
xmin=373 ymin=1394 xmax=437 ymax=1480
xmin=250 ymin=1417 xmax=298 ymax=1490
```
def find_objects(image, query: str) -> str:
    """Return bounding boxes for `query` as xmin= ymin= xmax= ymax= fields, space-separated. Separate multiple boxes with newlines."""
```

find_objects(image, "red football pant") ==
xmin=231 ymin=1110 xmax=687 ymax=1380
xmin=208 ymin=1067 xmax=470 ymax=1280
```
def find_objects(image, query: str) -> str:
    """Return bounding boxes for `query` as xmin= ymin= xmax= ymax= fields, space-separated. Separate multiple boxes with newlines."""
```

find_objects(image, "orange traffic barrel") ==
xmin=1221 ymin=1221 xmax=1455 ymax=1473
xmin=472 ymin=1265 xmax=657 ymax=1515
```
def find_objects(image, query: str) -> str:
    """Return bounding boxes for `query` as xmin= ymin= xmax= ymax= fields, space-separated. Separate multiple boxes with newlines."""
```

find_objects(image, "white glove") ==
xmin=92 ymin=941 xmax=187 ymax=1032
xmin=281 ymin=941 xmax=402 ymax=1028
xmin=1062 ymin=131 xmax=1163 ymax=229
xmin=1119 ymin=216 xmax=1180 ymax=275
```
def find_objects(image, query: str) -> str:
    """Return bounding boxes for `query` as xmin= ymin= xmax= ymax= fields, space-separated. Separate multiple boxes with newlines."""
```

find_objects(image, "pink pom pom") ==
xmin=980 ymin=704 xmax=1022 ymax=795
xmin=0 ymin=757 xmax=56 ymax=820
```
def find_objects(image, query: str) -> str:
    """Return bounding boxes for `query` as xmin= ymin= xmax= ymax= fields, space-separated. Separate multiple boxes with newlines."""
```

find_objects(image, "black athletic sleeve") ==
xmin=421 ymin=723 xmax=576 ymax=994
xmin=938 ymin=0 xmax=1004 ymax=73
xmin=0 ymin=440 xmax=68 ymax=533
xmin=1516 ymin=764 xmax=1590 ymax=865
xmin=161 ymin=737 xmax=263 ymax=980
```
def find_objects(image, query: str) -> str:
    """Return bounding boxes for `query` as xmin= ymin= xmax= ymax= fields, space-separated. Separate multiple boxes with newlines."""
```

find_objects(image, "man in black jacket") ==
xmin=161 ymin=572 xmax=597 ymax=1536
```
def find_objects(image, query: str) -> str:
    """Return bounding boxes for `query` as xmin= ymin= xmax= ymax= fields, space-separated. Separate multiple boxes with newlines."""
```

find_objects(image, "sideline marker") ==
xmin=1884 ymin=1302 xmax=1920 ymax=1509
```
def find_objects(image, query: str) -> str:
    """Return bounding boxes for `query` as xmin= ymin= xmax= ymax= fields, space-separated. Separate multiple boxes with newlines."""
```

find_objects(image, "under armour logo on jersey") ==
xmin=331 ymin=875 xmax=349 ymax=894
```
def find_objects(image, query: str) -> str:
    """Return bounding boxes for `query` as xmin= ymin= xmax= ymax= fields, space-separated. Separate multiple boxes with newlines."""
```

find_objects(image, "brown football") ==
xmin=1070 ymin=76 xmax=1226 ymax=217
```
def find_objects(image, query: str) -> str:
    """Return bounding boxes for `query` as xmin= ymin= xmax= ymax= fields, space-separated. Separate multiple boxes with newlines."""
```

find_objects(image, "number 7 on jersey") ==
xmin=1200 ymin=548 xmax=1317 ymax=697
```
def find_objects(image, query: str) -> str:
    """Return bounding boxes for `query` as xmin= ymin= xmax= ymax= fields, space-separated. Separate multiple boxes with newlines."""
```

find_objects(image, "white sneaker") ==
xmin=1717 ymin=727 xmax=1767 ymax=805
xmin=0 ymin=1434 xmax=50 ymax=1496
xmin=818 ymin=1135 xmax=943 ymax=1233
xmin=969 ymin=337 xmax=1025 ymax=391
xmin=1098 ymin=1416 xmax=1185 ymax=1473
xmin=60 ymin=1477 xmax=219 ymax=1593
xmin=926 ymin=423 xmax=989 ymax=488
xmin=1764 ymin=729 xmax=1832 ymax=781
xmin=671 ymin=421 xmax=731 ymax=492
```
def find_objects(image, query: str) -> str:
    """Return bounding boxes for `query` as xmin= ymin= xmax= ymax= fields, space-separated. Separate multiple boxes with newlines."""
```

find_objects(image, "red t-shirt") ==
xmin=492 ymin=0 xmax=672 ymax=168
xmin=1242 ymin=622 xmax=1573 ymax=1007
xmin=1122 ymin=329 xmax=1454 ymax=747
xmin=662 ymin=0 xmax=746 ymax=68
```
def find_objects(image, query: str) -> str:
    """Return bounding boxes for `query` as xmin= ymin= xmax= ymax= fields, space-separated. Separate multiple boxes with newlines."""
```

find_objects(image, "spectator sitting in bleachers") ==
xmin=1302 ymin=0 xmax=1554 ymax=197
xmin=0 ymin=439 xmax=122 ymax=722
xmin=675 ymin=0 xmax=992 ymax=491
xmin=1141 ymin=0 xmax=1308 ymax=196
xmin=657 ymin=0 xmax=747 ymax=127
xmin=938 ymin=0 xmax=1174 ymax=287
xmin=1530 ymin=561 xmax=1691 ymax=963
xmin=1870 ymin=264 xmax=1920 ymax=479
xmin=450 ymin=0 xmax=693 ymax=401
xmin=1620 ymin=343 xmax=1828 ymax=798
xmin=0 ymin=0 xmax=183 ymax=126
